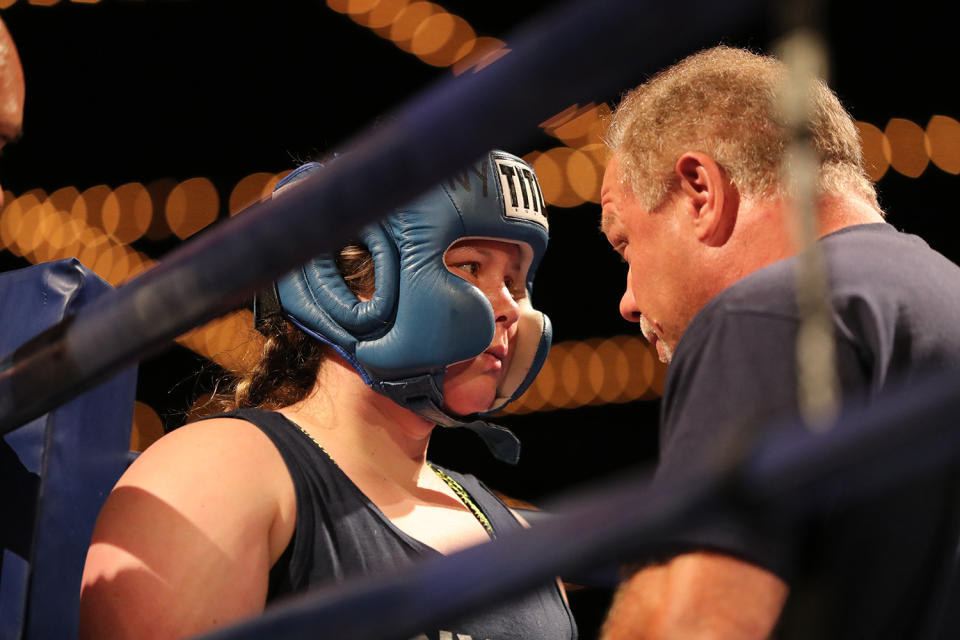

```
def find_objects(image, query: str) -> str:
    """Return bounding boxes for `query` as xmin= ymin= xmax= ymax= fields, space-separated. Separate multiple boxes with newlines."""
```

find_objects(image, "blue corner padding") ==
xmin=0 ymin=259 xmax=137 ymax=640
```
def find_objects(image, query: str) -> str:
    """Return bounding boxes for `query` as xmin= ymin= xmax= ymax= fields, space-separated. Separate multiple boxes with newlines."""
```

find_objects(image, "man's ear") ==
xmin=674 ymin=152 xmax=738 ymax=247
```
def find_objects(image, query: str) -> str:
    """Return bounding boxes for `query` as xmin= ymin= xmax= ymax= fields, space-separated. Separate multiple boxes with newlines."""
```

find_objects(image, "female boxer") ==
xmin=78 ymin=150 xmax=576 ymax=640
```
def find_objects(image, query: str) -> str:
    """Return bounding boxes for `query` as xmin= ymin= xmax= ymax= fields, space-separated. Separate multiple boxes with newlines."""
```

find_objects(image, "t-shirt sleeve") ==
xmin=652 ymin=304 xmax=869 ymax=580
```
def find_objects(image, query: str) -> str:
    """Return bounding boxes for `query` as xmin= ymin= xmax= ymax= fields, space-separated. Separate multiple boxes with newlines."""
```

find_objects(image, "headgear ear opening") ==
xmin=257 ymin=150 xmax=552 ymax=463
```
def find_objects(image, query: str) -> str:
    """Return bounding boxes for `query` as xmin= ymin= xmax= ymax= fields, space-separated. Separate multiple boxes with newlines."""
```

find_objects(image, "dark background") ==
xmin=1 ymin=1 xmax=958 ymax=636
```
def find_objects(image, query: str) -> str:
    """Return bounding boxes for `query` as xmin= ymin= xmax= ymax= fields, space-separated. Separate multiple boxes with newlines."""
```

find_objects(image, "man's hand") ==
xmin=601 ymin=551 xmax=788 ymax=640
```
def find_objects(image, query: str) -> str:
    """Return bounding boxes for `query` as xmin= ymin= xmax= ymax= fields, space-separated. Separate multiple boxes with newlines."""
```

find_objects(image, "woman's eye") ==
xmin=454 ymin=262 xmax=479 ymax=277
xmin=504 ymin=276 xmax=526 ymax=300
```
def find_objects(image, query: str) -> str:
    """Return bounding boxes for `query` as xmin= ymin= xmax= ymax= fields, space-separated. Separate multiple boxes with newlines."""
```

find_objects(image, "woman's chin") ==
xmin=442 ymin=384 xmax=497 ymax=418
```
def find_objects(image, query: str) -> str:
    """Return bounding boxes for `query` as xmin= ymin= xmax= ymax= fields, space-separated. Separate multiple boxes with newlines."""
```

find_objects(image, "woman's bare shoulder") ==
xmin=116 ymin=415 xmax=292 ymax=507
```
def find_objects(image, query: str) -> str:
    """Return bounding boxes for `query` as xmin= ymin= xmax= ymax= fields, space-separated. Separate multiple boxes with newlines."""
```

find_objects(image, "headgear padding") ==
xmin=257 ymin=150 xmax=551 ymax=463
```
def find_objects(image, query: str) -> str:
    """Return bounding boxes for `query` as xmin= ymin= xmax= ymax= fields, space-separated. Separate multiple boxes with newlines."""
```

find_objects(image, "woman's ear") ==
xmin=674 ymin=151 xmax=738 ymax=247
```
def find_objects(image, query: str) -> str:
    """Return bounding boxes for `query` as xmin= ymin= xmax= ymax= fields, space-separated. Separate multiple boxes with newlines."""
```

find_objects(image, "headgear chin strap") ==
xmin=255 ymin=150 xmax=552 ymax=463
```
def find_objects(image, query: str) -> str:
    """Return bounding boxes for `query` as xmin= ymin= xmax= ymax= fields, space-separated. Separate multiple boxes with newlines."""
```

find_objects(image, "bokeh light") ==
xmin=855 ymin=121 xmax=891 ymax=181
xmin=564 ymin=340 xmax=599 ymax=408
xmin=885 ymin=117 xmax=929 ymax=178
xmin=75 ymin=184 xmax=112 ymax=231
xmin=262 ymin=170 xmax=294 ymax=198
xmin=215 ymin=311 xmax=262 ymax=373
xmin=130 ymin=401 xmax=165 ymax=452
xmin=14 ymin=195 xmax=48 ymax=257
xmin=102 ymin=182 xmax=152 ymax=244
xmin=41 ymin=208 xmax=77 ymax=257
xmin=122 ymin=248 xmax=154 ymax=283
xmin=229 ymin=172 xmax=275 ymax=216
xmin=595 ymin=337 xmax=631 ymax=403
xmin=616 ymin=335 xmax=655 ymax=403
xmin=566 ymin=148 xmax=603 ymax=203
xmin=357 ymin=0 xmax=410 ymax=30
xmin=177 ymin=324 xmax=208 ymax=361
xmin=326 ymin=0 xmax=379 ymax=14
xmin=514 ymin=372 xmax=547 ymax=414
xmin=76 ymin=231 xmax=111 ymax=275
xmin=543 ymin=341 xmax=572 ymax=410
xmin=543 ymin=103 xmax=609 ymax=148
xmin=47 ymin=186 xmax=80 ymax=217
xmin=1 ymin=190 xmax=46 ymax=257
xmin=144 ymin=178 xmax=177 ymax=240
xmin=522 ymin=342 xmax=558 ymax=412
xmin=541 ymin=105 xmax=580 ymax=135
xmin=166 ymin=177 xmax=221 ymax=240
xmin=530 ymin=148 xmax=585 ymax=207
xmin=582 ymin=337 xmax=608 ymax=406
xmin=646 ymin=347 xmax=668 ymax=398
xmin=451 ymin=37 xmax=509 ymax=75
xmin=926 ymin=115 xmax=960 ymax=175
xmin=390 ymin=2 xmax=441 ymax=52
xmin=411 ymin=12 xmax=476 ymax=67
xmin=31 ymin=201 xmax=64 ymax=262
xmin=58 ymin=214 xmax=87 ymax=260
xmin=502 ymin=334 xmax=667 ymax=414
xmin=92 ymin=243 xmax=127 ymax=286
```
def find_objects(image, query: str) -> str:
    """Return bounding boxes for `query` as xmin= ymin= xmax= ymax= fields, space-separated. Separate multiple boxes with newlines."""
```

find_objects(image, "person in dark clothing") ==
xmin=598 ymin=45 xmax=960 ymax=639
xmin=79 ymin=150 xmax=576 ymax=640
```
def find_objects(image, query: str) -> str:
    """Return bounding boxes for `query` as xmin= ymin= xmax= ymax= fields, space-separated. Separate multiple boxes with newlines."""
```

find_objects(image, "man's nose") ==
xmin=619 ymin=283 xmax=642 ymax=323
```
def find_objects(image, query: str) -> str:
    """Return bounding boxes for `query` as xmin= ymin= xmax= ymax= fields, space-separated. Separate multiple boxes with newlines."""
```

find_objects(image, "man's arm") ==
xmin=601 ymin=551 xmax=789 ymax=640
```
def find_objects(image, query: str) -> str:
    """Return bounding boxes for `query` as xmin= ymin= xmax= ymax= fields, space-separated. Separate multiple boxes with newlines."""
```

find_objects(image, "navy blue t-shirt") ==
xmin=655 ymin=223 xmax=960 ymax=638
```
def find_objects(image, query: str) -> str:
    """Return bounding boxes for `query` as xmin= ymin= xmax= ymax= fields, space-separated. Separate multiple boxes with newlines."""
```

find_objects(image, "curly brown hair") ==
xmin=199 ymin=244 xmax=375 ymax=416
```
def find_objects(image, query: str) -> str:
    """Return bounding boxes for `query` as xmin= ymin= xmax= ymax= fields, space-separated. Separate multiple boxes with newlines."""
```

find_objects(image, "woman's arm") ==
xmin=79 ymin=418 xmax=296 ymax=640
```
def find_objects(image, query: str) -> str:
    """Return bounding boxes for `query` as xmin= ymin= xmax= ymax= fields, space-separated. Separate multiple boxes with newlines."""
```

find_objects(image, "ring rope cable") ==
xmin=777 ymin=26 xmax=841 ymax=431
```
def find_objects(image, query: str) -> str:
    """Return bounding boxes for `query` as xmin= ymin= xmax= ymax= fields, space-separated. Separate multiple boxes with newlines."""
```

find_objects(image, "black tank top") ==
xmin=223 ymin=408 xmax=577 ymax=640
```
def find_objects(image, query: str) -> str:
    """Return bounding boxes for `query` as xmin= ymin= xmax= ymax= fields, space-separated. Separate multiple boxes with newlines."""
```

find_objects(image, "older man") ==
xmin=600 ymin=46 xmax=960 ymax=639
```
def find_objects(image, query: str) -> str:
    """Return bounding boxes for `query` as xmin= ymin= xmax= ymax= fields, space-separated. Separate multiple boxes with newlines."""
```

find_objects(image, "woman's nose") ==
xmin=490 ymin=283 xmax=520 ymax=327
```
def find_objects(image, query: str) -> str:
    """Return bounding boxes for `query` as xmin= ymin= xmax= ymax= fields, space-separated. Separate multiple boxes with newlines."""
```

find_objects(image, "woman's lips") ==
xmin=481 ymin=348 xmax=505 ymax=372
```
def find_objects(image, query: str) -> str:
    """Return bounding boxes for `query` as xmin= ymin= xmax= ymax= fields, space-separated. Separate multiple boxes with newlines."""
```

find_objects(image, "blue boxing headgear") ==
xmin=255 ymin=150 xmax=552 ymax=463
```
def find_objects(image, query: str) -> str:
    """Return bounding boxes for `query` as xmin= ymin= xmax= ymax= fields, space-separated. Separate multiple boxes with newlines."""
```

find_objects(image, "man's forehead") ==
xmin=600 ymin=155 xmax=630 ymax=235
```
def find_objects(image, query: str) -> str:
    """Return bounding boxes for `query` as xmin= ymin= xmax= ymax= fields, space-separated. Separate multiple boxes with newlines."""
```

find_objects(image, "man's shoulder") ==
xmin=676 ymin=222 xmax=960 ymax=385
xmin=702 ymin=222 xmax=959 ymax=320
